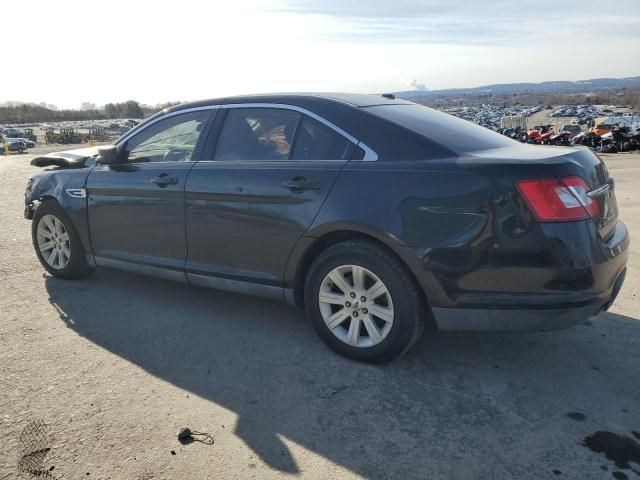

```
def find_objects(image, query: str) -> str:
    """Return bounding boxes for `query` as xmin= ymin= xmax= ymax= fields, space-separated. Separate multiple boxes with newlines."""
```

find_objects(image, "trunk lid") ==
xmin=464 ymin=143 xmax=618 ymax=238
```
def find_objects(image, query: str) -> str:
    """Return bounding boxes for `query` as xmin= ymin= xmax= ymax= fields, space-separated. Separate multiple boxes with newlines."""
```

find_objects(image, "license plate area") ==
xmin=598 ymin=189 xmax=618 ymax=239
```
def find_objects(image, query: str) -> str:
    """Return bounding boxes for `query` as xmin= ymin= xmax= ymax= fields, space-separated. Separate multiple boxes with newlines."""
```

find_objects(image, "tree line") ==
xmin=0 ymin=100 xmax=172 ymax=124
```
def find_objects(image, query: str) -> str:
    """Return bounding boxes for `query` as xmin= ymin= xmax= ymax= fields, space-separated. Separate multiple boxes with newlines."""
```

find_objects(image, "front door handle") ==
xmin=150 ymin=173 xmax=179 ymax=187
xmin=281 ymin=177 xmax=320 ymax=192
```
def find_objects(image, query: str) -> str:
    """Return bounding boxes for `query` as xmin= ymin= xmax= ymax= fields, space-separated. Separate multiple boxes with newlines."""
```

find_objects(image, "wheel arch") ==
xmin=287 ymin=227 xmax=431 ymax=316
xmin=30 ymin=199 xmax=93 ymax=278
xmin=35 ymin=194 xmax=58 ymax=203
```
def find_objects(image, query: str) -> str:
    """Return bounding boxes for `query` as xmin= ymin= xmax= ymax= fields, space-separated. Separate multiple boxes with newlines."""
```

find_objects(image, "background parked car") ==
xmin=560 ymin=124 xmax=582 ymax=138
xmin=5 ymin=137 xmax=35 ymax=148
xmin=592 ymin=124 xmax=613 ymax=136
xmin=1 ymin=139 xmax=27 ymax=153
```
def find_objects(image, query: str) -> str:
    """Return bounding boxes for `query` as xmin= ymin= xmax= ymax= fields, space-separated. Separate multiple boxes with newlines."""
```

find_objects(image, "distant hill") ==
xmin=392 ymin=76 xmax=640 ymax=100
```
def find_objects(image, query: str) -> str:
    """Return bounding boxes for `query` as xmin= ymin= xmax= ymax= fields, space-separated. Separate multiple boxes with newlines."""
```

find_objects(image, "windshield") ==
xmin=365 ymin=104 xmax=515 ymax=154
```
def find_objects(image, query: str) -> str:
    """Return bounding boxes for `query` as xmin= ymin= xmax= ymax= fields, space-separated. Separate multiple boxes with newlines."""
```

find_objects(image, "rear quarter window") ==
xmin=291 ymin=116 xmax=352 ymax=160
xmin=365 ymin=104 xmax=516 ymax=154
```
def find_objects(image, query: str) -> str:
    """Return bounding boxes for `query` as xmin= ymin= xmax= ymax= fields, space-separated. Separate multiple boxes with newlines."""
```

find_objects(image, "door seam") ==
xmin=280 ymin=160 xmax=351 ymax=298
xmin=182 ymin=161 xmax=200 ymax=283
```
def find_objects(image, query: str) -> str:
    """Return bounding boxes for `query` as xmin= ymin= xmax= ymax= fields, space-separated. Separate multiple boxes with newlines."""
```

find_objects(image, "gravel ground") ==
xmin=1 ymin=147 xmax=639 ymax=480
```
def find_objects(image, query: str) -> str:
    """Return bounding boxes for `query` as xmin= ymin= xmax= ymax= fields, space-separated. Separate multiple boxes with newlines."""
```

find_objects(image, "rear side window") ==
xmin=291 ymin=116 xmax=352 ymax=160
xmin=366 ymin=104 xmax=515 ymax=154
xmin=351 ymin=145 xmax=366 ymax=160
xmin=214 ymin=108 xmax=300 ymax=161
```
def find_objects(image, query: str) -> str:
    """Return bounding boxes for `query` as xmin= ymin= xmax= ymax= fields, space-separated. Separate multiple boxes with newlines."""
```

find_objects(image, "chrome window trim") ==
xmin=116 ymin=103 xmax=379 ymax=161
xmin=357 ymin=143 xmax=378 ymax=162
xmin=220 ymin=103 xmax=378 ymax=161
xmin=115 ymin=105 xmax=220 ymax=148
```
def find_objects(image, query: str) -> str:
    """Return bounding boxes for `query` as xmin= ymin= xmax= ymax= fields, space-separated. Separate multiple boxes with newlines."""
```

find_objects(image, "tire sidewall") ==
xmin=305 ymin=243 xmax=421 ymax=363
xmin=32 ymin=201 xmax=89 ymax=279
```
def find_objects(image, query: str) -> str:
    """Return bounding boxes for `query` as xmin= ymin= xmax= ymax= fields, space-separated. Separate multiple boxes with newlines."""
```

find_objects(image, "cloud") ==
xmin=407 ymin=80 xmax=428 ymax=91
xmin=271 ymin=0 xmax=640 ymax=45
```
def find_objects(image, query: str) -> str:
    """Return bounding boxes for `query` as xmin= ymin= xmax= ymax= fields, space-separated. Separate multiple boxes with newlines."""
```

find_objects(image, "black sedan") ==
xmin=24 ymin=93 xmax=629 ymax=363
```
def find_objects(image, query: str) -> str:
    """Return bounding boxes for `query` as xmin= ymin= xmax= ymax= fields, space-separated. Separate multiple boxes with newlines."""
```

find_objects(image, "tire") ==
xmin=305 ymin=240 xmax=425 ymax=363
xmin=31 ymin=200 xmax=93 ymax=279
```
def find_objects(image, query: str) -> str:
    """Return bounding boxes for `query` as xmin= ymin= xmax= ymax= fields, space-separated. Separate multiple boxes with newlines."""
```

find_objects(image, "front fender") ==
xmin=25 ymin=169 xmax=94 ymax=257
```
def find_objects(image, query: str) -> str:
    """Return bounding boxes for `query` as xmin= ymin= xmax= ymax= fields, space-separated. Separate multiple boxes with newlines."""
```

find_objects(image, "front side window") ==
xmin=124 ymin=110 xmax=210 ymax=163
xmin=291 ymin=116 xmax=352 ymax=160
xmin=214 ymin=108 xmax=300 ymax=161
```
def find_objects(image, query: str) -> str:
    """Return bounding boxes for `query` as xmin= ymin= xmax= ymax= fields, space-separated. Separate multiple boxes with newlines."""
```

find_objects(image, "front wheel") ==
xmin=32 ymin=201 xmax=93 ymax=279
xmin=305 ymin=240 xmax=425 ymax=363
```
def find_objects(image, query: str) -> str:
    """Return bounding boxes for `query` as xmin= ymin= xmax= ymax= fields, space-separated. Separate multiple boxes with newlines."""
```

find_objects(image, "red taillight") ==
xmin=516 ymin=177 xmax=599 ymax=222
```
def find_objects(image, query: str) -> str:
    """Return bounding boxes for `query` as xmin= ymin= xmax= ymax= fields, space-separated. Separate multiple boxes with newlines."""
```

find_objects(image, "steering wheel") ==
xmin=161 ymin=147 xmax=193 ymax=163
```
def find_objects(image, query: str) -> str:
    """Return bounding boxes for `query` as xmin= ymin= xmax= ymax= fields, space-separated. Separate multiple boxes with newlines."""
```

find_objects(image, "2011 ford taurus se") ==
xmin=24 ymin=93 xmax=629 ymax=363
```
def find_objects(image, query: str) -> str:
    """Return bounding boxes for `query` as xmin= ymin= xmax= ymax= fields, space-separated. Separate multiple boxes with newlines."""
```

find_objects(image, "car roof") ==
xmin=167 ymin=92 xmax=413 ymax=113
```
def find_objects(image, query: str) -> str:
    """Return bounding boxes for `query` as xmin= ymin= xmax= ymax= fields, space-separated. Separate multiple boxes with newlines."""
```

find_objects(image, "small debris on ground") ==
xmin=177 ymin=426 xmax=214 ymax=445
xmin=567 ymin=412 xmax=587 ymax=421
xmin=315 ymin=385 xmax=350 ymax=399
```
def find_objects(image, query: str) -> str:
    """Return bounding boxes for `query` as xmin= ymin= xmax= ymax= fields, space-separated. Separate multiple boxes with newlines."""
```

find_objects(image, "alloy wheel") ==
xmin=36 ymin=214 xmax=71 ymax=270
xmin=318 ymin=264 xmax=394 ymax=348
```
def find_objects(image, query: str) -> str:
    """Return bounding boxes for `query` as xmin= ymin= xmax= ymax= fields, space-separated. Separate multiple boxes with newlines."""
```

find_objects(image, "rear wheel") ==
xmin=32 ymin=201 xmax=93 ymax=279
xmin=305 ymin=240 xmax=424 ymax=363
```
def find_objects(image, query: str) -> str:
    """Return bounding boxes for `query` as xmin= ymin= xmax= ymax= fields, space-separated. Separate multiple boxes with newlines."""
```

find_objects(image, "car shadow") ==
xmin=44 ymin=269 xmax=640 ymax=478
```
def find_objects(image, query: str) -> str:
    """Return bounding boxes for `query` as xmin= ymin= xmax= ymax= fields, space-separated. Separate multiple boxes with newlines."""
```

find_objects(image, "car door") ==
xmin=86 ymin=108 xmax=215 ymax=279
xmin=185 ymin=105 xmax=356 ymax=297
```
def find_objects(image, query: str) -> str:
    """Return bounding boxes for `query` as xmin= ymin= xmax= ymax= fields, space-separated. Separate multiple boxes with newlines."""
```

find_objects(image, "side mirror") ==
xmin=96 ymin=145 xmax=121 ymax=165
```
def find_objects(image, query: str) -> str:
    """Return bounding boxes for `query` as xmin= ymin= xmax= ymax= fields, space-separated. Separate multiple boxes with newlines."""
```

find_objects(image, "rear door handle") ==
xmin=281 ymin=177 xmax=320 ymax=192
xmin=150 ymin=174 xmax=178 ymax=187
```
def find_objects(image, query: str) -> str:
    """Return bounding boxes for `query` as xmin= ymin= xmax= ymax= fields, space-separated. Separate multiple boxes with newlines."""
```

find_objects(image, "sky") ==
xmin=2 ymin=0 xmax=640 ymax=108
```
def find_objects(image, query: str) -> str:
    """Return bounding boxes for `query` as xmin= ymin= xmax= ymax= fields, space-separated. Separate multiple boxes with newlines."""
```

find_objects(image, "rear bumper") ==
xmin=433 ymin=303 xmax=603 ymax=332
xmin=432 ymin=266 xmax=626 ymax=332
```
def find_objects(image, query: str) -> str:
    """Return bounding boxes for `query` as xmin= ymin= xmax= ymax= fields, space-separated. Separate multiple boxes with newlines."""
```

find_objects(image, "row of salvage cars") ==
xmin=498 ymin=124 xmax=640 ymax=152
